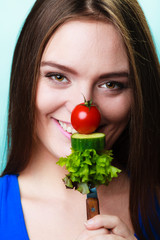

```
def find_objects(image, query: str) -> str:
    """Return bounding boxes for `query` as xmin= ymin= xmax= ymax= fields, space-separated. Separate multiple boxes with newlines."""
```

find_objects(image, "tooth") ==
xmin=72 ymin=128 xmax=77 ymax=134
xmin=63 ymin=123 xmax=67 ymax=130
xmin=59 ymin=121 xmax=62 ymax=126
xmin=67 ymin=126 xmax=72 ymax=133
xmin=59 ymin=120 xmax=77 ymax=134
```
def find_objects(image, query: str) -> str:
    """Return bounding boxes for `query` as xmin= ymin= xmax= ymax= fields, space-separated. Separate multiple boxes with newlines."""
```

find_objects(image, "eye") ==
xmin=45 ymin=72 xmax=68 ymax=83
xmin=54 ymin=74 xmax=66 ymax=82
xmin=99 ymin=81 xmax=125 ymax=90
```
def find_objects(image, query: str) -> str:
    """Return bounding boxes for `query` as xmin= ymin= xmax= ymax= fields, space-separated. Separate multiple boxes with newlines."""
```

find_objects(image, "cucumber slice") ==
xmin=71 ymin=133 xmax=105 ymax=151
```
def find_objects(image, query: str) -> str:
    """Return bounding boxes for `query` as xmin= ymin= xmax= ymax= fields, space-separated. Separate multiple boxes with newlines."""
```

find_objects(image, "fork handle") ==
xmin=86 ymin=198 xmax=100 ymax=220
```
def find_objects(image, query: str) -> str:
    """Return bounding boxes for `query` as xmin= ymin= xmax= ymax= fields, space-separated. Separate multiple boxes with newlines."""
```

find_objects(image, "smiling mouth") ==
xmin=58 ymin=120 xmax=77 ymax=134
xmin=58 ymin=119 xmax=105 ymax=135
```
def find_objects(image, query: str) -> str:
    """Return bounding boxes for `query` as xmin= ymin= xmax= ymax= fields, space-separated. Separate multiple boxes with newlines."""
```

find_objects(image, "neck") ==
xmin=19 ymin=142 xmax=72 ymax=200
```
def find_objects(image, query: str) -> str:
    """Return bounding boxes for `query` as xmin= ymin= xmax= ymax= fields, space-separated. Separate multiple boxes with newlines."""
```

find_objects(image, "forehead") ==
xmin=43 ymin=19 xmax=125 ymax=52
xmin=41 ymin=19 xmax=128 ymax=73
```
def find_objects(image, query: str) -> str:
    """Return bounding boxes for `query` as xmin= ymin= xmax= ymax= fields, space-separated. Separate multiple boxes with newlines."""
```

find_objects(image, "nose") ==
xmin=66 ymin=84 xmax=93 ymax=113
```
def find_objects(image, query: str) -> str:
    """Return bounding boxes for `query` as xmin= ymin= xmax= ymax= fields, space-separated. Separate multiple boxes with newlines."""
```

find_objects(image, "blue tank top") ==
xmin=0 ymin=174 xmax=29 ymax=239
xmin=0 ymin=174 xmax=159 ymax=239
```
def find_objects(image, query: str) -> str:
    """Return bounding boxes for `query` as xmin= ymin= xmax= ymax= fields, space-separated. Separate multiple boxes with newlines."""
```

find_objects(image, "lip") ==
xmin=52 ymin=118 xmax=72 ymax=140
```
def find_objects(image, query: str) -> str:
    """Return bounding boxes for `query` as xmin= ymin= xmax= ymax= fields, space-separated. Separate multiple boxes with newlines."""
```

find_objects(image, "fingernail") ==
xmin=85 ymin=218 xmax=95 ymax=225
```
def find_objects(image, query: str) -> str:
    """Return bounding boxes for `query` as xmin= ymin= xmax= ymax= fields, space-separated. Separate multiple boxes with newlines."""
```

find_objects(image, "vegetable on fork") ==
xmin=71 ymin=98 xmax=101 ymax=134
xmin=56 ymin=98 xmax=121 ymax=219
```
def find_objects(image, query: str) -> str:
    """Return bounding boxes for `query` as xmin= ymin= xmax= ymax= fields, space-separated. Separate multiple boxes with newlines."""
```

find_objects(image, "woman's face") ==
xmin=35 ymin=19 xmax=132 ymax=159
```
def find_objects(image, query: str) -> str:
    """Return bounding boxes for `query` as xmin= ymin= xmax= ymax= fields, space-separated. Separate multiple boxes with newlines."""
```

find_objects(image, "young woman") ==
xmin=0 ymin=0 xmax=160 ymax=239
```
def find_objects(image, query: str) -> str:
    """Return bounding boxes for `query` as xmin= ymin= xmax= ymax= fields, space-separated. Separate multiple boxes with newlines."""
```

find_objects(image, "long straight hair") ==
xmin=2 ymin=0 xmax=160 ymax=238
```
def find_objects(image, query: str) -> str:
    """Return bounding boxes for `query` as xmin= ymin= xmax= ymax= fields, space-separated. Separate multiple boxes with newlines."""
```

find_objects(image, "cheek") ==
xmin=100 ymin=93 xmax=132 ymax=124
xmin=111 ymin=102 xmax=131 ymax=122
xmin=35 ymin=81 xmax=57 ymax=115
xmin=36 ymin=91 xmax=50 ymax=113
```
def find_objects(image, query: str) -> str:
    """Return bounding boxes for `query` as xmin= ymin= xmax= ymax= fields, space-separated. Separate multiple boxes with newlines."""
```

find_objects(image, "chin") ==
xmin=51 ymin=146 xmax=72 ymax=159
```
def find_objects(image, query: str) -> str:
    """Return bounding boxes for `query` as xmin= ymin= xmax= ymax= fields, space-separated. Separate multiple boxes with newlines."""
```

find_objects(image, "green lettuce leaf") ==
xmin=56 ymin=149 xmax=121 ymax=194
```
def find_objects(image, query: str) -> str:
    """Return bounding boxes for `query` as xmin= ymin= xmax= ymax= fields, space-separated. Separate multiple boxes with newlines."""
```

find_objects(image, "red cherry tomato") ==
xmin=71 ymin=101 xmax=101 ymax=134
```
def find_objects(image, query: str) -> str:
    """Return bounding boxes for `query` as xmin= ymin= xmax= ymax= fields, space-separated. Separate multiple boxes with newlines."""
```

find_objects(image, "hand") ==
xmin=77 ymin=215 xmax=137 ymax=239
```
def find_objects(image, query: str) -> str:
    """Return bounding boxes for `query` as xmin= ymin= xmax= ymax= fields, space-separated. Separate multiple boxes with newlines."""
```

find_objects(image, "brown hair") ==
xmin=2 ymin=0 xmax=160 ymax=238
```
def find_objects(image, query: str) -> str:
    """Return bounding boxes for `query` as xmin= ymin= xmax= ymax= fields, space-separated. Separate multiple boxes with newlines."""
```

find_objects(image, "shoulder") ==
xmin=0 ymin=174 xmax=18 ymax=191
xmin=0 ymin=174 xmax=11 ymax=192
xmin=0 ymin=174 xmax=23 ymax=237
xmin=0 ymin=174 xmax=12 ymax=186
xmin=0 ymin=174 xmax=18 ymax=207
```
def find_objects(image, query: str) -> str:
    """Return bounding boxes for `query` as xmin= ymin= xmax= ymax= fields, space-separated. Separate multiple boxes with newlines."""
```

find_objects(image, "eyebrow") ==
xmin=99 ymin=71 xmax=129 ymax=79
xmin=41 ymin=60 xmax=129 ymax=79
xmin=40 ymin=61 xmax=78 ymax=75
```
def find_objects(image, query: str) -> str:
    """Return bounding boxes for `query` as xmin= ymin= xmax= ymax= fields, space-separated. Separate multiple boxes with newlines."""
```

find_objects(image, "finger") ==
xmin=85 ymin=215 xmax=135 ymax=239
xmin=87 ymin=234 xmax=125 ymax=240
xmin=77 ymin=227 xmax=110 ymax=240
xmin=85 ymin=227 xmax=110 ymax=236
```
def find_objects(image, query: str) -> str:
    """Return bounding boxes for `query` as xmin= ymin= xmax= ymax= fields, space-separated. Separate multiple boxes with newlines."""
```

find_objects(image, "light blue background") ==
xmin=0 ymin=0 xmax=160 ymax=171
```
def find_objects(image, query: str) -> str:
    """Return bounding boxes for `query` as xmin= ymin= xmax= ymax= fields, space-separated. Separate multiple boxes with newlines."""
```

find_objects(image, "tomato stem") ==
xmin=82 ymin=93 xmax=93 ymax=110
xmin=84 ymin=100 xmax=92 ymax=108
